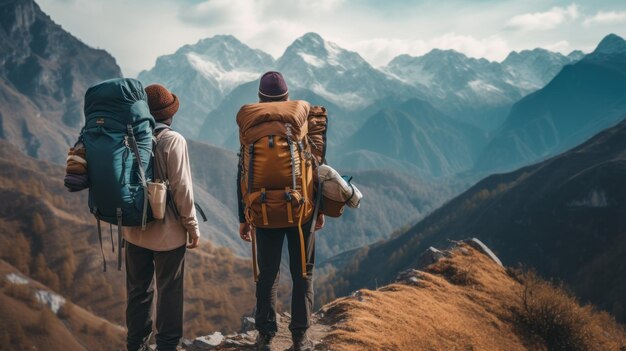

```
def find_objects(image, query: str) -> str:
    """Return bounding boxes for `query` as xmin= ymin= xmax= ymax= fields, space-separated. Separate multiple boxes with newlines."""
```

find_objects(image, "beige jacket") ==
xmin=123 ymin=129 xmax=200 ymax=251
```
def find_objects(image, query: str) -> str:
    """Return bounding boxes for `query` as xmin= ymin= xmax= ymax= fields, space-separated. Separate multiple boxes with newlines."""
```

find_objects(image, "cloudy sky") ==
xmin=38 ymin=0 xmax=626 ymax=76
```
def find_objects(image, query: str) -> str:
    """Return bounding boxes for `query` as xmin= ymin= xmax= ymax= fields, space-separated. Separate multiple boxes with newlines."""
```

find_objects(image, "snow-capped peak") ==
xmin=280 ymin=32 xmax=370 ymax=72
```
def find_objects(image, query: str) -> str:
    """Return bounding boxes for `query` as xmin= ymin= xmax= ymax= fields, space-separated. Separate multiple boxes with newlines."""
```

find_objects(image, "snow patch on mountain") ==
xmin=468 ymin=80 xmax=502 ymax=93
xmin=324 ymin=40 xmax=343 ymax=67
xmin=310 ymin=83 xmax=366 ymax=109
xmin=6 ymin=273 xmax=29 ymax=285
xmin=298 ymin=53 xmax=325 ymax=68
xmin=186 ymin=52 xmax=261 ymax=93
xmin=35 ymin=289 xmax=66 ymax=314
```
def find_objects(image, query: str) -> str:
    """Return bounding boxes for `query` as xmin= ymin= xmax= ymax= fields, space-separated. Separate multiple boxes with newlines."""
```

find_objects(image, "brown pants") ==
xmin=125 ymin=242 xmax=186 ymax=351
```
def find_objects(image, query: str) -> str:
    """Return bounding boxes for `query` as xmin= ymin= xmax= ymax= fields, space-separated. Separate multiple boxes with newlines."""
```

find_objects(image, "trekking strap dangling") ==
xmin=297 ymin=205 xmax=307 ymax=279
xmin=194 ymin=203 xmax=208 ymax=222
xmin=297 ymin=149 xmax=309 ymax=278
xmin=109 ymin=224 xmax=114 ymax=253
xmin=116 ymin=208 xmax=123 ymax=271
xmin=96 ymin=216 xmax=107 ymax=272
xmin=251 ymin=227 xmax=259 ymax=282
xmin=309 ymin=157 xmax=323 ymax=235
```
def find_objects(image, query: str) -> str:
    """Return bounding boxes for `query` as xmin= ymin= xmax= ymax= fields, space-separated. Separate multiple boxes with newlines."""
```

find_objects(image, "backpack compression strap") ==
xmin=127 ymin=125 xmax=149 ymax=230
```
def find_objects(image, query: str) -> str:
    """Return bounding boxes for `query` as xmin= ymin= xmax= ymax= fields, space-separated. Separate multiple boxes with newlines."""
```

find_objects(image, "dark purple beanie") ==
xmin=258 ymin=71 xmax=289 ymax=102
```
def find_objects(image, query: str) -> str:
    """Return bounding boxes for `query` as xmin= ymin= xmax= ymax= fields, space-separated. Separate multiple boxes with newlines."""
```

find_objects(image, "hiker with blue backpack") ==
xmin=72 ymin=79 xmax=201 ymax=351
xmin=123 ymin=83 xmax=200 ymax=351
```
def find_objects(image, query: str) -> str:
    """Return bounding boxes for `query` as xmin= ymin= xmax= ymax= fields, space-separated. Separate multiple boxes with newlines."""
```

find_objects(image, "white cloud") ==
xmin=344 ymin=33 xmax=512 ymax=66
xmin=178 ymin=0 xmax=260 ymax=28
xmin=35 ymin=0 xmax=626 ymax=77
xmin=583 ymin=11 xmax=626 ymax=27
xmin=506 ymin=5 xmax=580 ymax=31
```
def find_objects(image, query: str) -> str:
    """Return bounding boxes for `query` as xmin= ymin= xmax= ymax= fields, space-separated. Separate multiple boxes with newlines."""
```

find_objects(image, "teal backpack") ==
xmin=82 ymin=78 xmax=155 ymax=271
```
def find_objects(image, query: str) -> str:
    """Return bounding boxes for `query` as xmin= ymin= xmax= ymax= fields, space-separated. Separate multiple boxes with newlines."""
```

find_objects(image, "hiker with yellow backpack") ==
xmin=237 ymin=72 xmax=326 ymax=351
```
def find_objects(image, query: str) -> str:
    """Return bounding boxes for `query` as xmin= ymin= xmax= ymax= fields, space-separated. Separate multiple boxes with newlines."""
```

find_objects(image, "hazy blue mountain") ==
xmin=275 ymin=32 xmax=420 ymax=111
xmin=321 ymin=117 xmax=626 ymax=323
xmin=341 ymin=99 xmax=487 ymax=176
xmin=475 ymin=33 xmax=626 ymax=174
xmin=0 ymin=0 xmax=121 ymax=163
xmin=501 ymin=48 xmax=581 ymax=91
xmin=568 ymin=50 xmax=585 ymax=61
xmin=138 ymin=35 xmax=274 ymax=137
xmin=316 ymin=168 xmax=458 ymax=260
xmin=386 ymin=48 xmax=580 ymax=130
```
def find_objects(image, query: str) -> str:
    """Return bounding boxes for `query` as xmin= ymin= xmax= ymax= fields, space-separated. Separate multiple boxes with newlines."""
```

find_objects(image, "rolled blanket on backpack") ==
xmin=317 ymin=165 xmax=363 ymax=208
xmin=64 ymin=142 xmax=89 ymax=191
xmin=64 ymin=173 xmax=89 ymax=192
xmin=67 ymin=155 xmax=87 ymax=165
xmin=68 ymin=146 xmax=86 ymax=158
xmin=66 ymin=144 xmax=88 ymax=175
xmin=66 ymin=159 xmax=88 ymax=175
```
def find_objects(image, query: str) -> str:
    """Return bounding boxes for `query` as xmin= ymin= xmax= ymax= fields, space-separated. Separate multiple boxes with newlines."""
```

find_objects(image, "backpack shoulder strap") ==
xmin=153 ymin=123 xmax=172 ymax=141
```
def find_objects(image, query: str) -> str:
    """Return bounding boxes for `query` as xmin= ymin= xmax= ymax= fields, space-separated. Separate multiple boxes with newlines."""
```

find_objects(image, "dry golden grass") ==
xmin=0 ymin=259 xmax=126 ymax=351
xmin=318 ymin=245 xmax=626 ymax=351
xmin=511 ymin=271 xmax=626 ymax=351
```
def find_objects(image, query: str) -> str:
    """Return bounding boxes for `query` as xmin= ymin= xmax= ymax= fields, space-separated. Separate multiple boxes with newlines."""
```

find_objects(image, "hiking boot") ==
xmin=256 ymin=333 xmax=273 ymax=351
xmin=291 ymin=333 xmax=314 ymax=351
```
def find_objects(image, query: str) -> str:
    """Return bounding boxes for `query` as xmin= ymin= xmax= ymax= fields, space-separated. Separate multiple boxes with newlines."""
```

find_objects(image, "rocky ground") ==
xmin=181 ymin=313 xmax=331 ymax=350
xmin=179 ymin=238 xmax=504 ymax=351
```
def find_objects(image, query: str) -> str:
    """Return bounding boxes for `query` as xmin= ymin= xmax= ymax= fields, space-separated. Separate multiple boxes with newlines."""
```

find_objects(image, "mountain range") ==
xmin=139 ymin=30 xmax=606 ymax=181
xmin=141 ymin=32 xmax=581 ymax=142
xmin=386 ymin=48 xmax=582 ymax=131
xmin=476 ymin=33 xmax=626 ymax=174
xmin=138 ymin=35 xmax=274 ymax=137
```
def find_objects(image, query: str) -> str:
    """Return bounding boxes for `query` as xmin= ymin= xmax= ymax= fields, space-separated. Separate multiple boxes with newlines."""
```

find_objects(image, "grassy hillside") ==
xmin=319 ymin=118 xmax=626 ymax=323
xmin=0 ymin=140 xmax=257 ymax=341
xmin=0 ymin=259 xmax=126 ymax=351
xmin=317 ymin=244 xmax=626 ymax=351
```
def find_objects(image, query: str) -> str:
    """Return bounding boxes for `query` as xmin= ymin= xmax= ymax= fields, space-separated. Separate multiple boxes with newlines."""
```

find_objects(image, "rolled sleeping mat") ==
xmin=318 ymin=165 xmax=363 ymax=208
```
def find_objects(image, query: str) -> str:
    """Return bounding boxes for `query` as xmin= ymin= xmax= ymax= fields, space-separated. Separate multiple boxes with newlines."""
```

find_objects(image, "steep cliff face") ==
xmin=0 ymin=0 xmax=121 ymax=163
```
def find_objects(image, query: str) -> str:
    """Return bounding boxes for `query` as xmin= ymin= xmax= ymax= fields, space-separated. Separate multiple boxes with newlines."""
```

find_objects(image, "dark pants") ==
xmin=254 ymin=221 xmax=315 ymax=337
xmin=125 ymin=242 xmax=186 ymax=351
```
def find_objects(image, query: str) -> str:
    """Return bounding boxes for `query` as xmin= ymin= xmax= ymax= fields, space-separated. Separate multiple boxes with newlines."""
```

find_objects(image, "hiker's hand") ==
xmin=315 ymin=214 xmax=325 ymax=231
xmin=239 ymin=223 xmax=253 ymax=242
xmin=187 ymin=231 xmax=199 ymax=249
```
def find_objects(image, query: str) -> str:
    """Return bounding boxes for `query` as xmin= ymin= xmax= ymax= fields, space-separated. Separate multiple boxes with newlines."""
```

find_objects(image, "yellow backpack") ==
xmin=237 ymin=100 xmax=316 ymax=228
xmin=237 ymin=100 xmax=324 ymax=280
